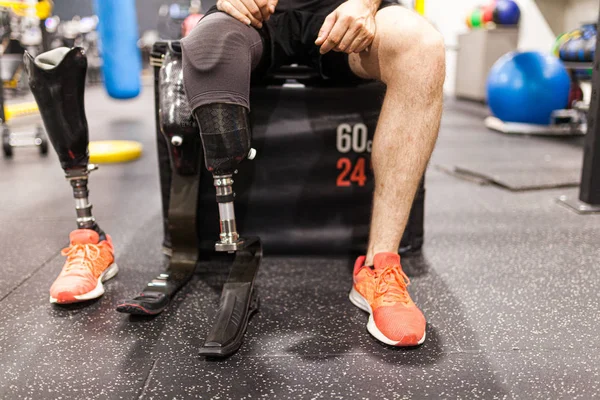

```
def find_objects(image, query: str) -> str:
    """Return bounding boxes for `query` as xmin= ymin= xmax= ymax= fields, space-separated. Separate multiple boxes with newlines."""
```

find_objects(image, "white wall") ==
xmin=564 ymin=0 xmax=599 ymax=30
xmin=425 ymin=0 xmax=557 ymax=95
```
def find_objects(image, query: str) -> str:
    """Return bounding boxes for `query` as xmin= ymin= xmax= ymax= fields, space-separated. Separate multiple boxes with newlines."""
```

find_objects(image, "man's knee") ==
xmin=181 ymin=12 xmax=257 ymax=72
xmin=181 ymin=12 xmax=263 ymax=110
xmin=379 ymin=11 xmax=445 ymax=89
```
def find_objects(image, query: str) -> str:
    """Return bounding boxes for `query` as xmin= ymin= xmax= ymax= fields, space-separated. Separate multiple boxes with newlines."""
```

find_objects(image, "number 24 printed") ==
xmin=337 ymin=157 xmax=371 ymax=187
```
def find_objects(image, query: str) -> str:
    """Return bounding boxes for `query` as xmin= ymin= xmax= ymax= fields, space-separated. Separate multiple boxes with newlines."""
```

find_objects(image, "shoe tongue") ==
xmin=69 ymin=229 xmax=100 ymax=245
xmin=373 ymin=252 xmax=400 ymax=270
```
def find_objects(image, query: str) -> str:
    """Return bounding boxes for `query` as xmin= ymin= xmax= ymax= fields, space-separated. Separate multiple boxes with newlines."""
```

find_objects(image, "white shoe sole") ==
xmin=50 ymin=263 xmax=119 ymax=304
xmin=349 ymin=287 xmax=426 ymax=347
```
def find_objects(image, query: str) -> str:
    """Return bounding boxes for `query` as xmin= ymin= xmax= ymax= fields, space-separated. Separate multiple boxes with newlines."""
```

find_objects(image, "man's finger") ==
xmin=240 ymin=0 xmax=263 ymax=23
xmin=354 ymin=36 xmax=373 ymax=53
xmin=219 ymin=0 xmax=251 ymax=26
xmin=319 ymin=17 xmax=351 ymax=54
xmin=315 ymin=12 xmax=337 ymax=46
xmin=268 ymin=0 xmax=278 ymax=14
xmin=254 ymin=0 xmax=270 ymax=21
xmin=337 ymin=25 xmax=361 ymax=53
xmin=228 ymin=0 xmax=263 ymax=28
xmin=348 ymin=31 xmax=369 ymax=53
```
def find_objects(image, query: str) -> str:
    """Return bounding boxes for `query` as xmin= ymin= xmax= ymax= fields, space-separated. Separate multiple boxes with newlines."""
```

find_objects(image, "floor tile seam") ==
xmin=0 ymin=248 xmax=62 ymax=303
xmin=137 ymin=358 xmax=160 ymax=400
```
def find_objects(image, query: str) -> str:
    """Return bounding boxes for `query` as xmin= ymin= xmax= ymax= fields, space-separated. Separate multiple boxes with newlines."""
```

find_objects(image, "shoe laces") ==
xmin=61 ymin=243 xmax=102 ymax=274
xmin=374 ymin=264 xmax=411 ymax=304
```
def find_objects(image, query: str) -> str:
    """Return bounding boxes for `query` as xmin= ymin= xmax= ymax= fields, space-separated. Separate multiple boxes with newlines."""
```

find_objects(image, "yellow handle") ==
xmin=415 ymin=0 xmax=425 ymax=15
xmin=0 ymin=0 xmax=53 ymax=19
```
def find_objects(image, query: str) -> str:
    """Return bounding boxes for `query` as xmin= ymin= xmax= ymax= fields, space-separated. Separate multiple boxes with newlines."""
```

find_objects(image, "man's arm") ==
xmin=315 ymin=0 xmax=382 ymax=54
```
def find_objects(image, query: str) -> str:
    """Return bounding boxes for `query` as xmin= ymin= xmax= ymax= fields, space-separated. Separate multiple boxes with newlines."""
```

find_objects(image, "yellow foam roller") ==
xmin=88 ymin=140 xmax=143 ymax=164
xmin=4 ymin=102 xmax=39 ymax=121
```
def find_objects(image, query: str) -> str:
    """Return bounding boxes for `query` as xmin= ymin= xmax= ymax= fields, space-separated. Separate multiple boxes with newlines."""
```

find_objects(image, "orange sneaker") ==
xmin=350 ymin=252 xmax=426 ymax=346
xmin=49 ymin=229 xmax=118 ymax=304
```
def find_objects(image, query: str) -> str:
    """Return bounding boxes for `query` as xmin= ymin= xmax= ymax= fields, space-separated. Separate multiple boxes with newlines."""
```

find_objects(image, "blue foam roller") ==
xmin=94 ymin=0 xmax=141 ymax=99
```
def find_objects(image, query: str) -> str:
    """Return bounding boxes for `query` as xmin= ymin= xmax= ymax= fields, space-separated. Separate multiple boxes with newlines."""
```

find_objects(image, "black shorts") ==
xmin=204 ymin=1 xmax=402 ymax=83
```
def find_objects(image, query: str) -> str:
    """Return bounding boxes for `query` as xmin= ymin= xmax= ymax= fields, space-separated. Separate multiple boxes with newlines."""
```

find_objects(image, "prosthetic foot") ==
xmin=24 ymin=48 xmax=117 ymax=303
xmin=116 ymin=43 xmax=202 ymax=315
xmin=193 ymin=103 xmax=262 ymax=357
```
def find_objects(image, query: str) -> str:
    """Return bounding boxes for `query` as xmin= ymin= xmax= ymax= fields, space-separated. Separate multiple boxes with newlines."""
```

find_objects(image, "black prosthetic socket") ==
xmin=24 ymin=47 xmax=89 ymax=170
xmin=193 ymin=104 xmax=251 ymax=175
xmin=24 ymin=47 xmax=103 ymax=237
xmin=159 ymin=42 xmax=202 ymax=176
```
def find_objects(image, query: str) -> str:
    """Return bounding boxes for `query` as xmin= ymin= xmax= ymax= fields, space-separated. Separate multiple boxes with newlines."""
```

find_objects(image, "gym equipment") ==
xmin=561 ymin=36 xmax=584 ymax=62
xmin=88 ymin=140 xmax=143 ymax=164
xmin=466 ymin=0 xmax=519 ymax=29
xmin=93 ymin=0 xmax=141 ymax=99
xmin=487 ymin=51 xmax=570 ymax=125
xmin=583 ymin=35 xmax=596 ymax=62
xmin=4 ymin=102 xmax=39 ymax=120
xmin=557 ymin=7 xmax=600 ymax=214
xmin=482 ymin=2 xmax=496 ymax=24
xmin=2 ymin=124 xmax=47 ymax=157
xmin=0 ymin=0 xmax=51 ymax=19
xmin=0 ymin=53 xmax=47 ymax=158
xmin=493 ymin=0 xmax=520 ymax=26
xmin=558 ymin=24 xmax=597 ymax=63
xmin=24 ymin=47 xmax=105 ymax=234
xmin=465 ymin=14 xmax=473 ymax=29
xmin=470 ymin=9 xmax=483 ymax=29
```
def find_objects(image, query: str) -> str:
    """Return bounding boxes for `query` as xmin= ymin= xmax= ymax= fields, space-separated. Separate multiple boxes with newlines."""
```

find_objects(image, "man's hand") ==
xmin=217 ymin=0 xmax=278 ymax=29
xmin=315 ymin=0 xmax=378 ymax=54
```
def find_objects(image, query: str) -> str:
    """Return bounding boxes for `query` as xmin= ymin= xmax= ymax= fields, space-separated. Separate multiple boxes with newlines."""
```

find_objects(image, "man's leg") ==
xmin=348 ymin=6 xmax=445 ymax=266
xmin=346 ymin=6 xmax=444 ymax=347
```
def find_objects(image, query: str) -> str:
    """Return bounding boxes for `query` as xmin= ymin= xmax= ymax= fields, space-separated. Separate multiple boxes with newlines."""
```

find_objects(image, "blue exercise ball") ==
xmin=487 ymin=51 xmax=570 ymax=125
xmin=493 ymin=0 xmax=521 ymax=26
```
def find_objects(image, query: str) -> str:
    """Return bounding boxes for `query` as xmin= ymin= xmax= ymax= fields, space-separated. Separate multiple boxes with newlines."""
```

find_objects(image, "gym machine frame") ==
xmin=116 ymin=42 xmax=262 ymax=358
xmin=0 ymin=53 xmax=48 ymax=157
xmin=558 ymin=4 xmax=600 ymax=214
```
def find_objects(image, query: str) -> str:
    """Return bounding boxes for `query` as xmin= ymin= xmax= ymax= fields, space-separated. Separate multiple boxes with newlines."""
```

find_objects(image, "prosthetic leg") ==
xmin=24 ymin=47 xmax=104 ymax=236
xmin=118 ymin=41 xmax=262 ymax=357
xmin=194 ymin=103 xmax=262 ymax=357
xmin=116 ymin=43 xmax=201 ymax=315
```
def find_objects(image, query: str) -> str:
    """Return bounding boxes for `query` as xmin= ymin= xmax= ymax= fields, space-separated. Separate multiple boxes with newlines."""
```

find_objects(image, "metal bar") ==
xmin=0 ymin=54 xmax=6 ymax=123
xmin=579 ymin=5 xmax=600 ymax=205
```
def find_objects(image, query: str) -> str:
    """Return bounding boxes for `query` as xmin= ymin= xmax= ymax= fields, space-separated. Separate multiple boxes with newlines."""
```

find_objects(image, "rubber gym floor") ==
xmin=1 ymin=82 xmax=599 ymax=400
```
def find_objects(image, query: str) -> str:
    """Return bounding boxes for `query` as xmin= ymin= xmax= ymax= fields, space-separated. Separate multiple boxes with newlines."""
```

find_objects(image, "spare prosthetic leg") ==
xmin=194 ymin=104 xmax=262 ymax=358
xmin=116 ymin=42 xmax=202 ymax=315
xmin=24 ymin=47 xmax=104 ymax=236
